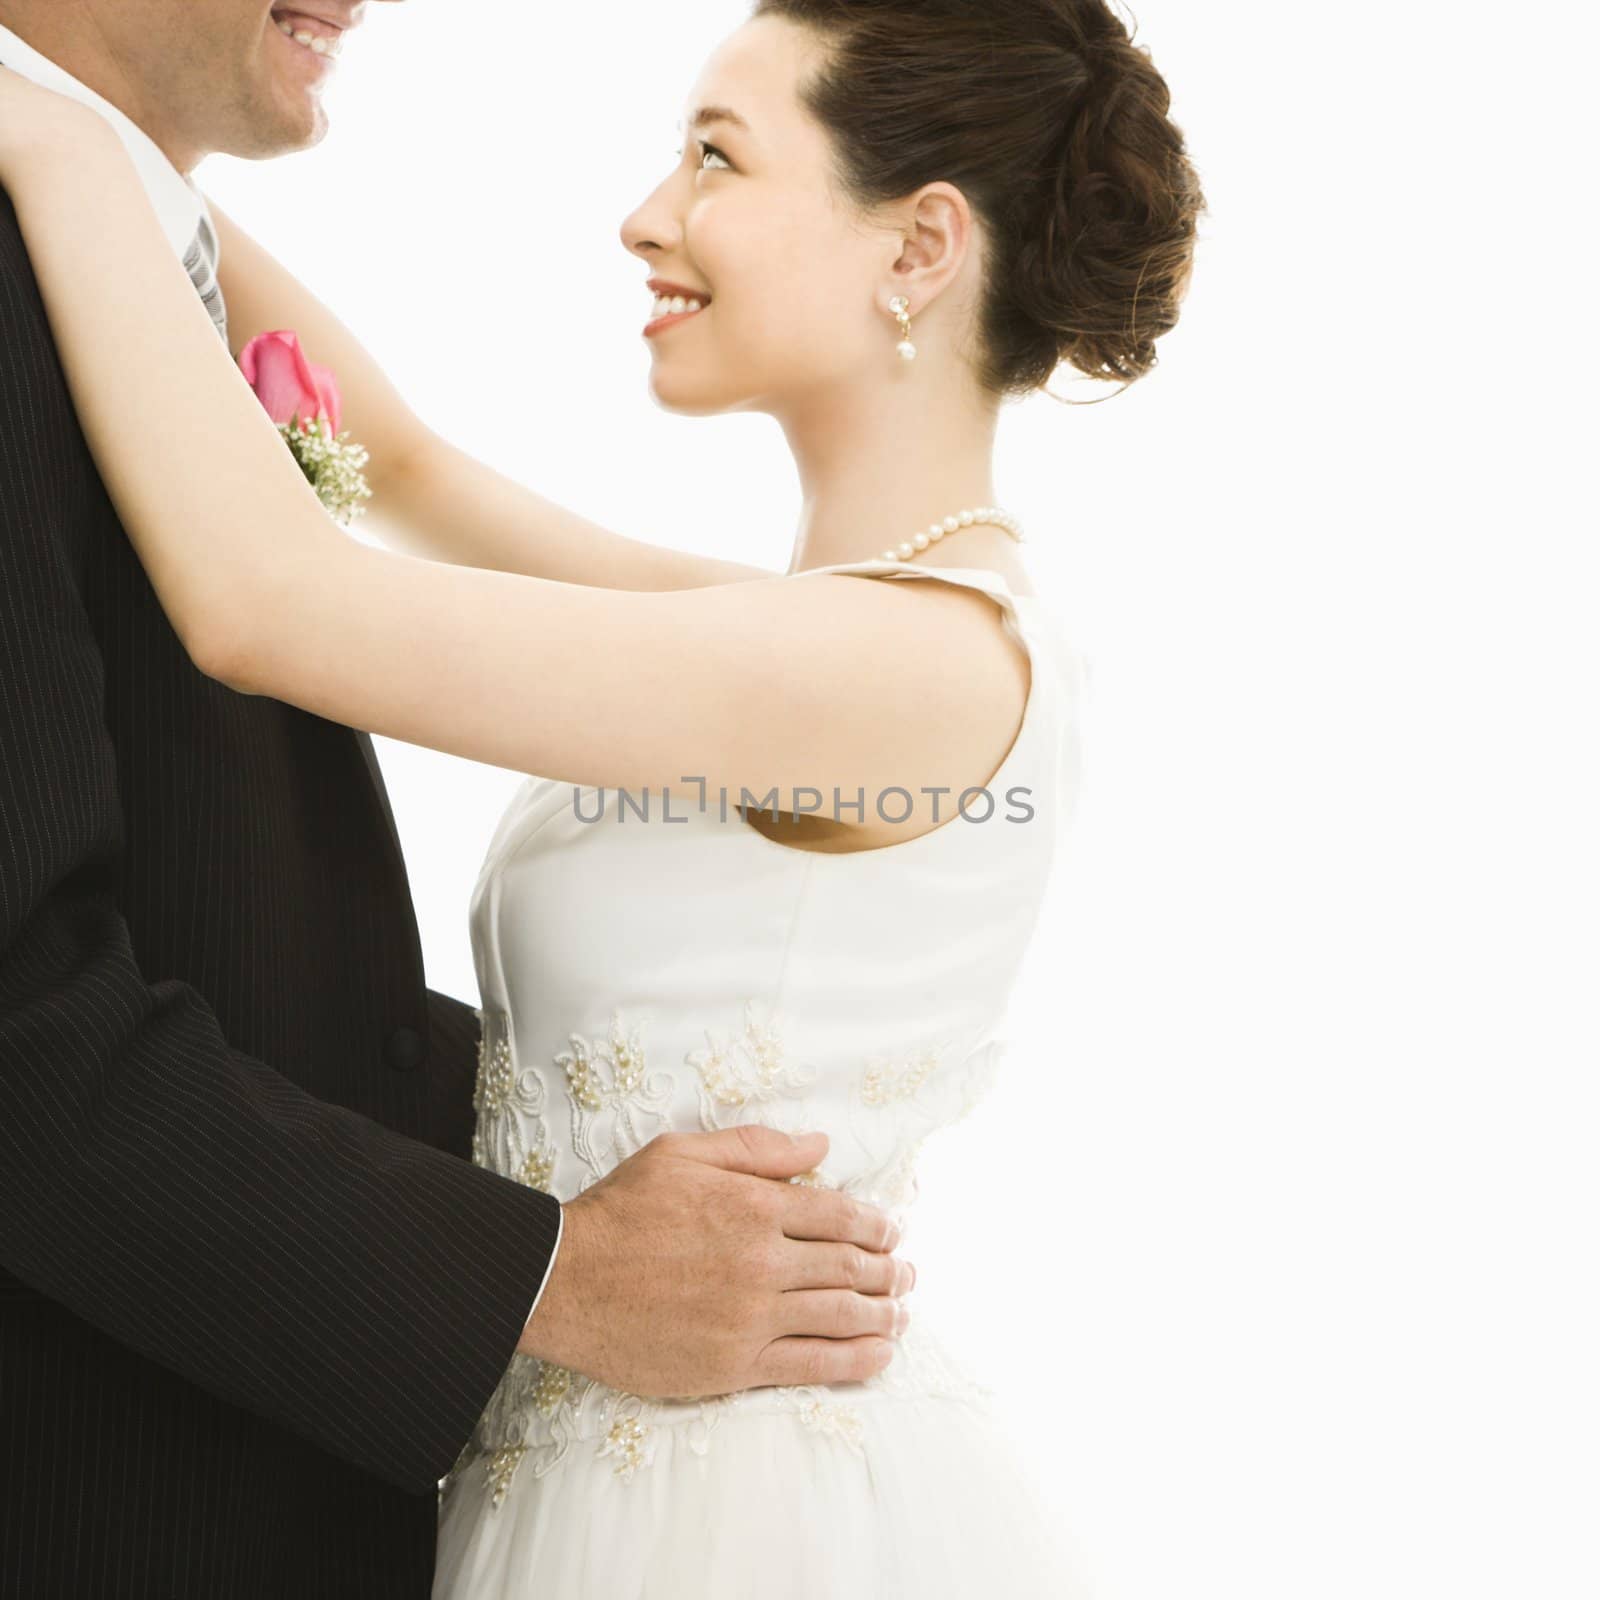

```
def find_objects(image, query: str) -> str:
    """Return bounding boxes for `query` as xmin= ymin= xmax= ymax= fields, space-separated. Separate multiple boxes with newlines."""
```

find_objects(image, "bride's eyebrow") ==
xmin=679 ymin=105 xmax=751 ymax=134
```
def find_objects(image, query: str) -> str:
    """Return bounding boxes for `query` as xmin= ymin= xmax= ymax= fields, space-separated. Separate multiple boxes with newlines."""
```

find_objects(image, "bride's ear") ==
xmin=884 ymin=182 xmax=975 ymax=319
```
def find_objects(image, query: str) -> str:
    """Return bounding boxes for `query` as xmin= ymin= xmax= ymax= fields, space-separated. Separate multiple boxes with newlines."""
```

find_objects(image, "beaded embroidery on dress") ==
xmin=433 ymin=560 xmax=1088 ymax=1599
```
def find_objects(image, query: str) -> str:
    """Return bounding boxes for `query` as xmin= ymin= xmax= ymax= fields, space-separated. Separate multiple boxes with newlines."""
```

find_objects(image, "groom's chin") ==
xmin=263 ymin=109 xmax=330 ymax=160
xmin=272 ymin=89 xmax=331 ymax=153
xmin=220 ymin=92 xmax=329 ymax=160
xmin=297 ymin=104 xmax=332 ymax=151
xmin=232 ymin=56 xmax=336 ymax=157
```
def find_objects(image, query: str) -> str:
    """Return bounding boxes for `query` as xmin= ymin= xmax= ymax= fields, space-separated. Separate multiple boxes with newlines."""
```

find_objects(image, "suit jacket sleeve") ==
xmin=0 ymin=208 xmax=560 ymax=1498
xmin=423 ymin=986 xmax=565 ymax=1325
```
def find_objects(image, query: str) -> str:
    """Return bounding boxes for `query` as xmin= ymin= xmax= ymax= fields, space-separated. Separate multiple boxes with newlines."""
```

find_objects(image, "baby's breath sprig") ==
xmin=280 ymin=414 xmax=373 ymax=525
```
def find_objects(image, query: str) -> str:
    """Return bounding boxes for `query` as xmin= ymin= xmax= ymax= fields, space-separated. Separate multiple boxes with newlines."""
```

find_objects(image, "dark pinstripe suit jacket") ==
xmin=0 ymin=190 xmax=561 ymax=1596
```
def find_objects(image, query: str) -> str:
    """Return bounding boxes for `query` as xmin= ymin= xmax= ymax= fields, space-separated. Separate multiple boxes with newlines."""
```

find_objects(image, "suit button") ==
xmin=384 ymin=1026 xmax=426 ymax=1073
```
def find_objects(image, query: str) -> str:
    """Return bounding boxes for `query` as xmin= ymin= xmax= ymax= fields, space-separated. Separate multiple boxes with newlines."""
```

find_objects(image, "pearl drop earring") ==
xmin=889 ymin=295 xmax=916 ymax=362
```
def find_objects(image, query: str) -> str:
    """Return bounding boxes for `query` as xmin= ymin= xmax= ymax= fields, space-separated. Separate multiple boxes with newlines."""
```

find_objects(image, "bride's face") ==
xmin=620 ymin=16 xmax=900 ymax=418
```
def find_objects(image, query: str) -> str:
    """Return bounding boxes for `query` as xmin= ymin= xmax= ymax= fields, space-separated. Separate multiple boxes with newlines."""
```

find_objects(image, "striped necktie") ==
xmin=182 ymin=210 xmax=228 ymax=344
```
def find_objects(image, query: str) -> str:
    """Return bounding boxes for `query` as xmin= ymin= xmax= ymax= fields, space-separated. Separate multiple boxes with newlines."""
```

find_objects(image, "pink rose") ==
xmin=239 ymin=329 xmax=342 ymax=435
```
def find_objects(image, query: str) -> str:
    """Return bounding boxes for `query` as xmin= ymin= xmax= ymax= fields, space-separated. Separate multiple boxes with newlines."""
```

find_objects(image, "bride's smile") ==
xmin=644 ymin=277 xmax=711 ymax=335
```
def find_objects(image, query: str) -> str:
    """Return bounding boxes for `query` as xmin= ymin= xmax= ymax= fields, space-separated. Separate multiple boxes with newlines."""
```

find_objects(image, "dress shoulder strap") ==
xmin=795 ymin=557 xmax=1034 ymax=646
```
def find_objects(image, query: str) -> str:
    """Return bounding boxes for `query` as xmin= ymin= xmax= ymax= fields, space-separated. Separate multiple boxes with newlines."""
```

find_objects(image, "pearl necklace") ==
xmin=879 ymin=507 xmax=1025 ymax=564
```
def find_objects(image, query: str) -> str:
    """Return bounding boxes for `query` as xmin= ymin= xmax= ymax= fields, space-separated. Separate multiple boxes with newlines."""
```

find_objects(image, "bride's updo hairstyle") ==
xmin=753 ymin=0 xmax=1204 ymax=394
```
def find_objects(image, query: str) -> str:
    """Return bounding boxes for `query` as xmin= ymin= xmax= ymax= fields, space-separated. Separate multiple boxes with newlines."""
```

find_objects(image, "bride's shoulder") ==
xmin=867 ymin=565 xmax=1037 ymax=756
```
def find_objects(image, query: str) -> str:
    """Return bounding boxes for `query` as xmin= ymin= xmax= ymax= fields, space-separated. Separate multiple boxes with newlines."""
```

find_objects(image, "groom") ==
xmin=0 ymin=2 xmax=911 ymax=1594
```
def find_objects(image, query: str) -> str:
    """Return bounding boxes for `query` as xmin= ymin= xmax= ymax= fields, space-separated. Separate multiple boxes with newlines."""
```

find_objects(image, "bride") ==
xmin=0 ymin=0 xmax=1200 ymax=1592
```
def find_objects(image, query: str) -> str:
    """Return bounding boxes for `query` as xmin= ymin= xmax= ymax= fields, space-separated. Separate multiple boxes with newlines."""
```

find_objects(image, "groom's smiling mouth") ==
xmin=270 ymin=7 xmax=357 ymax=59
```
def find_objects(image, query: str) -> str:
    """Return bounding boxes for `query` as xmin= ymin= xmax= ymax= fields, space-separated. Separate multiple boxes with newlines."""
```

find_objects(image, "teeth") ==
xmin=649 ymin=293 xmax=708 ymax=322
xmin=276 ymin=16 xmax=340 ymax=55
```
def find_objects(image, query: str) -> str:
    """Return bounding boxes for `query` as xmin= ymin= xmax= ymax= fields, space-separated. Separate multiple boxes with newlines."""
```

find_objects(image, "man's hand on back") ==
xmin=517 ymin=1126 xmax=915 ymax=1396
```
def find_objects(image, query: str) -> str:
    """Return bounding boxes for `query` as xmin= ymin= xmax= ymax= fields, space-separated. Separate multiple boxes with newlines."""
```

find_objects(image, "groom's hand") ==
xmin=515 ymin=1126 xmax=915 ymax=1397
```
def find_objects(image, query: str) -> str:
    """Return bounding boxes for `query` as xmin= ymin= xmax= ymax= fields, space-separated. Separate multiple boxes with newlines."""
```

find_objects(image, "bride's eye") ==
xmin=697 ymin=141 xmax=732 ymax=172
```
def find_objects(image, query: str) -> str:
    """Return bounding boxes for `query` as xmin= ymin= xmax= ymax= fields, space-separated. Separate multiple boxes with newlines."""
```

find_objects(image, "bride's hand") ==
xmin=0 ymin=67 xmax=118 ymax=181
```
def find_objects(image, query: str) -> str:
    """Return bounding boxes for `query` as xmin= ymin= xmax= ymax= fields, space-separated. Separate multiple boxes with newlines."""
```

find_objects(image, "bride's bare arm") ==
xmin=205 ymin=202 xmax=773 ymax=591
xmin=4 ymin=113 xmax=1021 ymax=805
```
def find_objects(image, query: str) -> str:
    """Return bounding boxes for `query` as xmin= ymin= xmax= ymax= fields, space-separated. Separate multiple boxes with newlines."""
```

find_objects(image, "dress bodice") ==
xmin=454 ymin=560 xmax=1088 ymax=1502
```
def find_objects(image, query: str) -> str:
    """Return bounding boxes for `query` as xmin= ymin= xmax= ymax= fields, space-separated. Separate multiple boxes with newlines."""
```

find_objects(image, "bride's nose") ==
xmin=621 ymin=181 xmax=683 ymax=261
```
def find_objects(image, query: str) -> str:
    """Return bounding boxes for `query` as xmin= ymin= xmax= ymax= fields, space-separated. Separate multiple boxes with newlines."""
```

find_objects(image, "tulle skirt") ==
xmin=433 ymin=1384 xmax=1078 ymax=1598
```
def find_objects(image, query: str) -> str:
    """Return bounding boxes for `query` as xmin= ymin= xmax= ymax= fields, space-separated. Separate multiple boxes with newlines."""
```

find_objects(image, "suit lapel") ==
xmin=354 ymin=729 xmax=408 ymax=868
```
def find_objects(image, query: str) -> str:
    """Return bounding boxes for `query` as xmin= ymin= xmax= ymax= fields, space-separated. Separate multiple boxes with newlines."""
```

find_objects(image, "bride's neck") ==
xmin=778 ymin=371 xmax=1003 ymax=575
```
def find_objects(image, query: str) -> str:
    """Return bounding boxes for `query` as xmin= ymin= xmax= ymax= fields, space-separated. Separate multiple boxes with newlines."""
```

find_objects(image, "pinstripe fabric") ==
xmin=0 ymin=189 xmax=560 ymax=1596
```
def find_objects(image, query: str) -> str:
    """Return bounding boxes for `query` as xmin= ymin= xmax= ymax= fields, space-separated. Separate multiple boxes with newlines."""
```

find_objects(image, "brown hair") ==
xmin=753 ymin=0 xmax=1205 ymax=394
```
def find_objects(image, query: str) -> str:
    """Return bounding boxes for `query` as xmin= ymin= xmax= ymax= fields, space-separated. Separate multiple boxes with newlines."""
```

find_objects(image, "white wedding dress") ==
xmin=434 ymin=558 xmax=1088 ymax=1598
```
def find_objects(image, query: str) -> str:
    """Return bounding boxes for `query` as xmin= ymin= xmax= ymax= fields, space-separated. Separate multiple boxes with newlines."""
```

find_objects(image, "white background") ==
xmin=205 ymin=3 xmax=1596 ymax=1595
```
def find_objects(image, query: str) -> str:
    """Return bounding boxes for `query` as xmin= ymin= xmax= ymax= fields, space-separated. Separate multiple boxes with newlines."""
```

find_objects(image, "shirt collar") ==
xmin=0 ymin=21 xmax=209 ymax=262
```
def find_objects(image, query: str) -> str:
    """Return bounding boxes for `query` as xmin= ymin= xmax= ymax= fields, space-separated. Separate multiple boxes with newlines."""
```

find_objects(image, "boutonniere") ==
xmin=239 ymin=330 xmax=372 ymax=525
